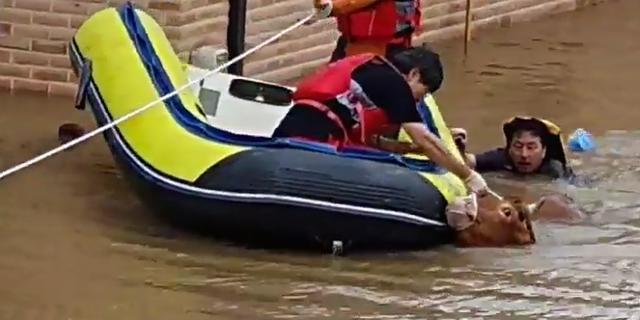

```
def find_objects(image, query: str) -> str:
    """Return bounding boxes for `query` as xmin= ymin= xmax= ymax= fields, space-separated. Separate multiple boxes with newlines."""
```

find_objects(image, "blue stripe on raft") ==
xmin=116 ymin=2 xmax=443 ymax=173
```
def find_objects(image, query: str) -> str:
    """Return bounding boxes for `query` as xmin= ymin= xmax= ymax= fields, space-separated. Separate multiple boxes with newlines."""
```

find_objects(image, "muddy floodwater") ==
xmin=1 ymin=0 xmax=640 ymax=318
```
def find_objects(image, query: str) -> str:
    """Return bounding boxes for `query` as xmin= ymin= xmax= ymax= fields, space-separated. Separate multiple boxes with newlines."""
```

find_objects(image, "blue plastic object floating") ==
xmin=567 ymin=128 xmax=596 ymax=152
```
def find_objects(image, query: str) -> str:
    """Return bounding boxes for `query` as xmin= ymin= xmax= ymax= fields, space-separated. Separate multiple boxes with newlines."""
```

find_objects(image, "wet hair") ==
xmin=388 ymin=44 xmax=444 ymax=93
xmin=507 ymin=121 xmax=549 ymax=148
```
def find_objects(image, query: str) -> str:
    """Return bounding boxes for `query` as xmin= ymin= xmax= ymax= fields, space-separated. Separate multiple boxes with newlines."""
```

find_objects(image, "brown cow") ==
xmin=448 ymin=192 xmax=583 ymax=247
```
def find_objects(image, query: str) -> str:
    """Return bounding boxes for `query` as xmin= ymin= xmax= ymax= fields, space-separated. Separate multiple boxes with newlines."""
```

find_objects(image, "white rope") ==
xmin=487 ymin=189 xmax=504 ymax=201
xmin=0 ymin=12 xmax=317 ymax=181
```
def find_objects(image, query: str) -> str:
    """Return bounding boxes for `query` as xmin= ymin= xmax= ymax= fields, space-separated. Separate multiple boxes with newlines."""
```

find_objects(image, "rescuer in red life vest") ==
xmin=313 ymin=0 xmax=422 ymax=61
xmin=271 ymin=46 xmax=490 ymax=195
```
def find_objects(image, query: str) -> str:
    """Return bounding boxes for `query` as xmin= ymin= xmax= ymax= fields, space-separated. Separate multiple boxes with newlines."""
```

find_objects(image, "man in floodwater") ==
xmin=452 ymin=117 xmax=574 ymax=179
xmin=271 ymin=46 xmax=491 ymax=196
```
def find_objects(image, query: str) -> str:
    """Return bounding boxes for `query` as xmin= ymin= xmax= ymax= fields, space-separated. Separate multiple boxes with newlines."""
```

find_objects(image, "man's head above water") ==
xmin=506 ymin=122 xmax=549 ymax=174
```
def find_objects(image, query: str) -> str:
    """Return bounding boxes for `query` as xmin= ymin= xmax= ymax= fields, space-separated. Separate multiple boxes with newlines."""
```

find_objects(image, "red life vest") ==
xmin=336 ymin=0 xmax=422 ymax=45
xmin=292 ymin=54 xmax=400 ymax=149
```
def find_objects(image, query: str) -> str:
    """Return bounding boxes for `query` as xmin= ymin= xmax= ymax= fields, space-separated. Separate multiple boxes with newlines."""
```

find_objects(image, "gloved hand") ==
xmin=464 ymin=170 xmax=489 ymax=195
xmin=445 ymin=193 xmax=478 ymax=231
xmin=313 ymin=0 xmax=333 ymax=18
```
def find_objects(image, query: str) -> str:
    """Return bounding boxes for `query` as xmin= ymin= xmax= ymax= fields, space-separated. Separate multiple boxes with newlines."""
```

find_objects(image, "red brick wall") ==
xmin=0 ymin=0 xmax=609 ymax=96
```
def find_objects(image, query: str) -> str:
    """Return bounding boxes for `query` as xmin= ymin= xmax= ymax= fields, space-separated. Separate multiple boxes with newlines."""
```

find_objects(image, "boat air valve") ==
xmin=332 ymin=240 xmax=344 ymax=256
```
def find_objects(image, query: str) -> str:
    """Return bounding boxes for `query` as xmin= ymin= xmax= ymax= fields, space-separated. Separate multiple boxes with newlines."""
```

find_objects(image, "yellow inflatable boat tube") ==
xmin=67 ymin=2 xmax=470 ymax=252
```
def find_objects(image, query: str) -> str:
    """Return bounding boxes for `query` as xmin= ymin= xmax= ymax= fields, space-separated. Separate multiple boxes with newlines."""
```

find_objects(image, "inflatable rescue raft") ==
xmin=69 ymin=2 xmax=469 ymax=252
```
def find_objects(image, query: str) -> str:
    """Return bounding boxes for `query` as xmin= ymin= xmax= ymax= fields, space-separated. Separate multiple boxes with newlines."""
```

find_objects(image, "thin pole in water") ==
xmin=463 ymin=0 xmax=472 ymax=56
xmin=227 ymin=0 xmax=247 ymax=76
